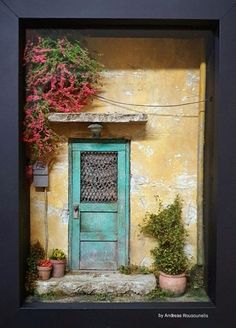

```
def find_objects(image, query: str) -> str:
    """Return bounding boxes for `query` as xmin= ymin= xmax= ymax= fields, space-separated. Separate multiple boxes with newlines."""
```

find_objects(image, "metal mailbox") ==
xmin=33 ymin=161 xmax=49 ymax=187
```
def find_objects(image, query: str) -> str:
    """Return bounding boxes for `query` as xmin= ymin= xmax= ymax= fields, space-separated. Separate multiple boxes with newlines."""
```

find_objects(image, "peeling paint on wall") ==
xmin=130 ymin=174 xmax=150 ymax=193
xmin=184 ymin=204 xmax=197 ymax=225
xmin=52 ymin=162 xmax=68 ymax=170
xmin=60 ymin=207 xmax=69 ymax=224
xmin=32 ymin=200 xmax=69 ymax=224
xmin=186 ymin=71 xmax=200 ymax=88
xmin=140 ymin=257 xmax=153 ymax=268
xmin=175 ymin=174 xmax=197 ymax=189
xmin=184 ymin=244 xmax=193 ymax=260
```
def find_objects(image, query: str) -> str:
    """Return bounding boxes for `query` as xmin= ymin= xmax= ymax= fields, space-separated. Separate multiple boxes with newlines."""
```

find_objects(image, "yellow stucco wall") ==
xmin=30 ymin=37 xmax=205 ymax=268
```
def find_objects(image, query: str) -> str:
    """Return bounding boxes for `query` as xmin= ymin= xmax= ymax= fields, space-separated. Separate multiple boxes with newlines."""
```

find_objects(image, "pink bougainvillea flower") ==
xmin=32 ymin=54 xmax=47 ymax=63
xmin=23 ymin=36 xmax=103 ymax=164
xmin=26 ymin=95 xmax=40 ymax=102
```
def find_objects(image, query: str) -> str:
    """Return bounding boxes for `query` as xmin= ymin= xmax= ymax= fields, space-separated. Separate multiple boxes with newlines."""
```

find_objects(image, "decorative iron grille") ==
xmin=80 ymin=151 xmax=118 ymax=202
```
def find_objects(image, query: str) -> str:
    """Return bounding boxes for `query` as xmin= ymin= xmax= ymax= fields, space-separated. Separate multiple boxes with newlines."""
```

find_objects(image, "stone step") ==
xmin=36 ymin=272 xmax=157 ymax=296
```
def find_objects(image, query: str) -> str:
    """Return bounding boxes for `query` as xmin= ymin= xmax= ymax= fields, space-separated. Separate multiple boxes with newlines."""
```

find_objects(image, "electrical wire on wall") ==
xmin=44 ymin=187 xmax=49 ymax=258
xmin=94 ymin=94 xmax=210 ymax=117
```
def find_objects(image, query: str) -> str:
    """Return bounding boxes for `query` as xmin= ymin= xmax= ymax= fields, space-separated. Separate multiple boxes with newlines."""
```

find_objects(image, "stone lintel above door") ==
xmin=48 ymin=112 xmax=148 ymax=124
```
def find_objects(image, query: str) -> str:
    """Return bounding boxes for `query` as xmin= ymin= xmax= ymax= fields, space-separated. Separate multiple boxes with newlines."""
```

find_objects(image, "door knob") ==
xmin=73 ymin=204 xmax=79 ymax=219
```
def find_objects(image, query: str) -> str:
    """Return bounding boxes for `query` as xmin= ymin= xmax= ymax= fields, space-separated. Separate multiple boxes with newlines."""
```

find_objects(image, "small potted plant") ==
xmin=37 ymin=259 xmax=52 ymax=281
xmin=49 ymin=248 xmax=66 ymax=278
xmin=140 ymin=195 xmax=189 ymax=296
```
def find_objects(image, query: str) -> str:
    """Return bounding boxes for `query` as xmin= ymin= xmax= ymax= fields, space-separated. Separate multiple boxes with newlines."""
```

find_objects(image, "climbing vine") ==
xmin=23 ymin=36 xmax=103 ymax=163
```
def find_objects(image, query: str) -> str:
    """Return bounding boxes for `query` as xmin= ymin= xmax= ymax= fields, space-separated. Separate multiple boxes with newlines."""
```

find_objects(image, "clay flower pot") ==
xmin=50 ymin=259 xmax=66 ymax=278
xmin=37 ymin=266 xmax=52 ymax=281
xmin=159 ymin=271 xmax=187 ymax=296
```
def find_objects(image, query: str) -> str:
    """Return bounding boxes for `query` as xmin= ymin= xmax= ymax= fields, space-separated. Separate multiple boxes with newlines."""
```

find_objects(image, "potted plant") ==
xmin=49 ymin=248 xmax=66 ymax=278
xmin=37 ymin=259 xmax=52 ymax=281
xmin=140 ymin=195 xmax=189 ymax=296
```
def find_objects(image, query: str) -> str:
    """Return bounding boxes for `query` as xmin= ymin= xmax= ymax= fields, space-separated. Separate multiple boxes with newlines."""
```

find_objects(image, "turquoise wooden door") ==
xmin=70 ymin=140 xmax=129 ymax=270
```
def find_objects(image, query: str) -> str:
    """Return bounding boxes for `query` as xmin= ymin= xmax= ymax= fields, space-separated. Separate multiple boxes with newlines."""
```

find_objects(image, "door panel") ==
xmin=80 ymin=212 xmax=117 ymax=241
xmin=70 ymin=141 xmax=129 ymax=271
xmin=80 ymin=241 xmax=117 ymax=270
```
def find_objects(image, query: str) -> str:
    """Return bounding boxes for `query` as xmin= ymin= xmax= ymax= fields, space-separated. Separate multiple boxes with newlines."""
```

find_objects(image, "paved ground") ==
xmin=27 ymin=288 xmax=209 ymax=303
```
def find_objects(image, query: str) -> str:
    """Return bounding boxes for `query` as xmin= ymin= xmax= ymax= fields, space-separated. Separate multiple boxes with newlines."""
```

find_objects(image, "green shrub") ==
xmin=140 ymin=195 xmax=188 ymax=275
xmin=25 ymin=240 xmax=45 ymax=294
xmin=118 ymin=264 xmax=151 ymax=275
xmin=147 ymin=287 xmax=174 ymax=300
xmin=188 ymin=265 xmax=205 ymax=290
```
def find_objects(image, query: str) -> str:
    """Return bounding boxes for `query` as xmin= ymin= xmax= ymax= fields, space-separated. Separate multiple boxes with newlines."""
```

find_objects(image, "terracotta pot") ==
xmin=37 ymin=266 xmax=52 ymax=281
xmin=159 ymin=271 xmax=187 ymax=296
xmin=50 ymin=259 xmax=66 ymax=278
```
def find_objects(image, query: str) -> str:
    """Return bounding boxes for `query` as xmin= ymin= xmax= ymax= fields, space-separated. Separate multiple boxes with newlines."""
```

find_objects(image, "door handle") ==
xmin=73 ymin=204 xmax=80 ymax=219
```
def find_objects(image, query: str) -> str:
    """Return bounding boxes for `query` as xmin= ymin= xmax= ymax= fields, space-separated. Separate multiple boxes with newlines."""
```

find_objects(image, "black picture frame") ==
xmin=0 ymin=1 xmax=236 ymax=327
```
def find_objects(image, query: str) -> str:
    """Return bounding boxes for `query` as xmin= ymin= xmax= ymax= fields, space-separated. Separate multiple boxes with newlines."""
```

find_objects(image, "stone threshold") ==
xmin=36 ymin=272 xmax=157 ymax=296
xmin=48 ymin=112 xmax=148 ymax=123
